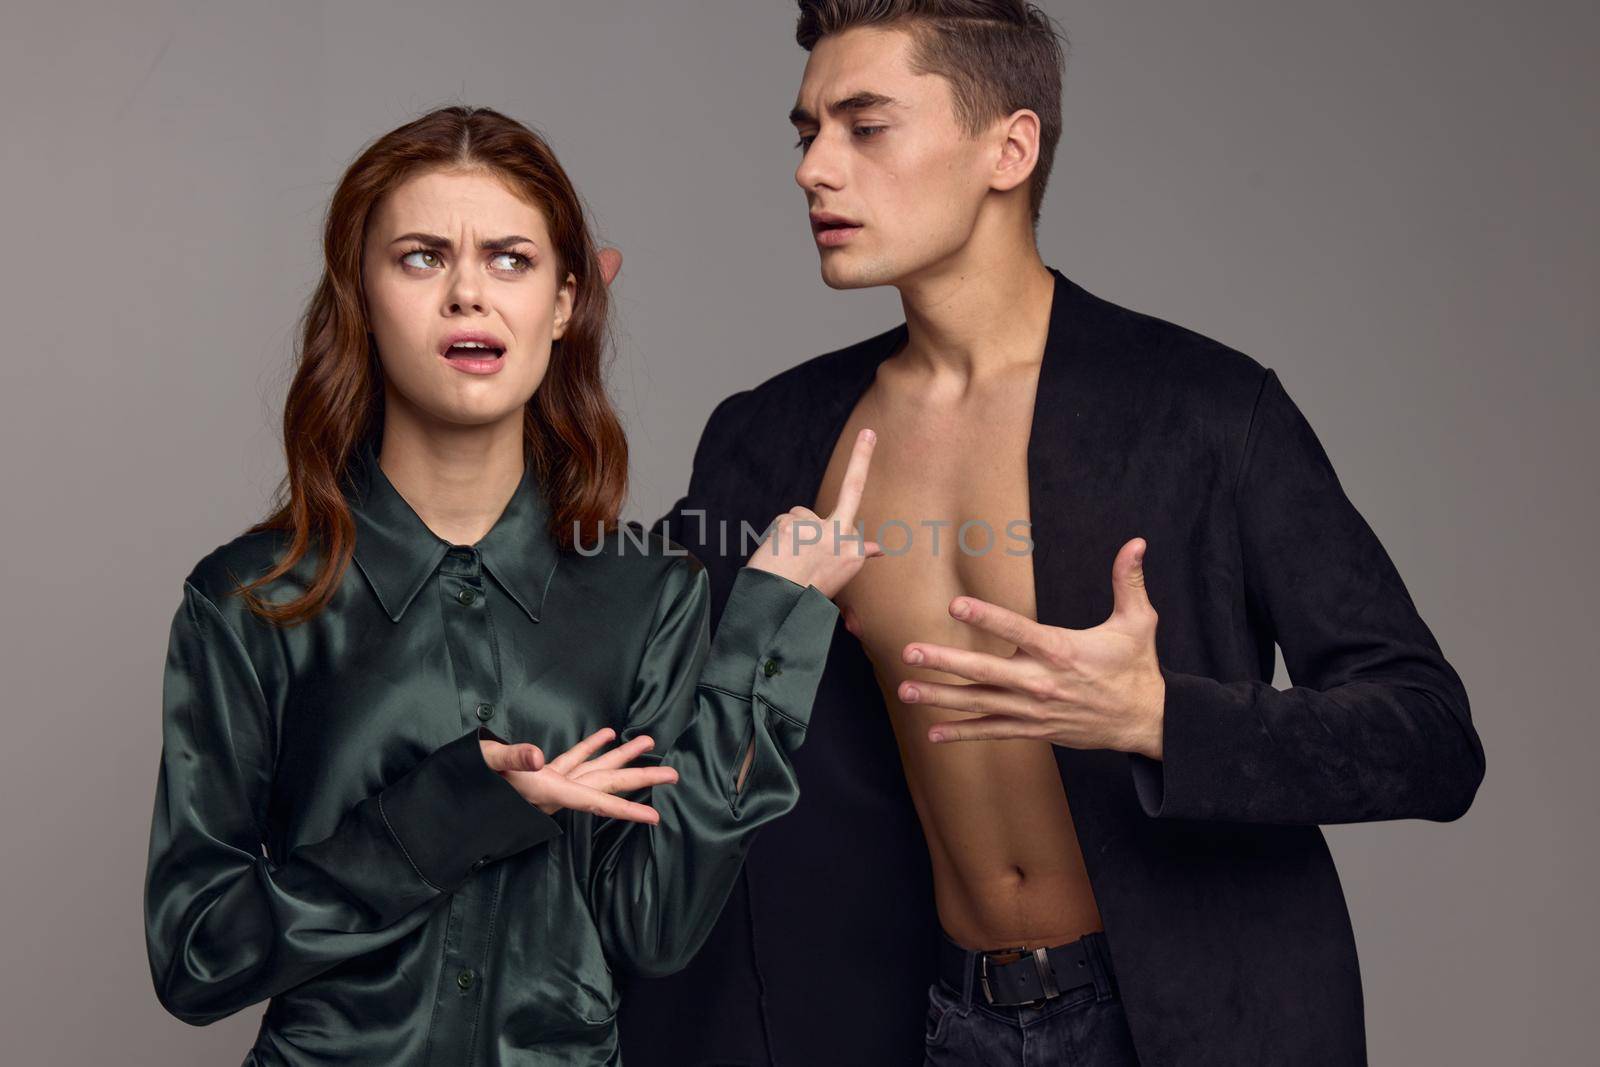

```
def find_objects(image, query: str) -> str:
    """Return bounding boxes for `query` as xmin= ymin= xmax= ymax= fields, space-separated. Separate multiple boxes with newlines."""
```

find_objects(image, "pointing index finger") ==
xmin=828 ymin=427 xmax=877 ymax=533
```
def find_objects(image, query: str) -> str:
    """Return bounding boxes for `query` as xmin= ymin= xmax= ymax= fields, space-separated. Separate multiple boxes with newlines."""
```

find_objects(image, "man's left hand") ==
xmin=897 ymin=537 xmax=1166 ymax=759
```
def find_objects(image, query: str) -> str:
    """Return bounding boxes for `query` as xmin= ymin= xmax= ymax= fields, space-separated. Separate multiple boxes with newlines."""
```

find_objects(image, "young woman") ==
xmin=142 ymin=105 xmax=881 ymax=1066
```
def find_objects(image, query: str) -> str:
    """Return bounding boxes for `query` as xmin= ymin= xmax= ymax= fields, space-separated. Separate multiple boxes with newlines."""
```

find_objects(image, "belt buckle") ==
xmin=978 ymin=951 xmax=1000 ymax=1005
xmin=978 ymin=946 xmax=1060 ymax=1008
xmin=1032 ymin=946 xmax=1063 ymax=1000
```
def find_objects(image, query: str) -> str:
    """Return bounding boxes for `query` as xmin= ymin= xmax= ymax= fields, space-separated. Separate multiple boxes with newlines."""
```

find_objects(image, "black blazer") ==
xmin=617 ymin=266 xmax=1486 ymax=1067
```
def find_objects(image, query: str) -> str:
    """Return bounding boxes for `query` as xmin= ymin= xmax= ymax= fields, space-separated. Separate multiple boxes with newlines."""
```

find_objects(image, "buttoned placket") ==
xmin=423 ymin=544 xmax=505 ymax=1064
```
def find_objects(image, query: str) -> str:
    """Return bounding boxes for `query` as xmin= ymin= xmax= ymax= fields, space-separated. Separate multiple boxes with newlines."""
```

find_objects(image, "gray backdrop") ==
xmin=2 ymin=1 xmax=1593 ymax=1063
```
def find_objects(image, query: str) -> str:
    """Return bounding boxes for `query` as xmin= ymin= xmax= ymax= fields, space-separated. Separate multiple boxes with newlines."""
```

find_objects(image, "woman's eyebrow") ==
xmin=388 ymin=232 xmax=537 ymax=251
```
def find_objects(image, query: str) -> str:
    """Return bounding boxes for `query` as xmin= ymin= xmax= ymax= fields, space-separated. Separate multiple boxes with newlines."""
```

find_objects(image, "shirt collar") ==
xmin=345 ymin=439 xmax=560 ymax=624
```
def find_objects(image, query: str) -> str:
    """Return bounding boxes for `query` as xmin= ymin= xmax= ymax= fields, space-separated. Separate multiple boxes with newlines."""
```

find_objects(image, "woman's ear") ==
xmin=552 ymin=271 xmax=577 ymax=340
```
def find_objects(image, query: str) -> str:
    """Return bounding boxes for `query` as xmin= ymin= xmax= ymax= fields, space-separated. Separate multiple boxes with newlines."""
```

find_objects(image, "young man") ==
xmin=617 ymin=3 xmax=1485 ymax=1065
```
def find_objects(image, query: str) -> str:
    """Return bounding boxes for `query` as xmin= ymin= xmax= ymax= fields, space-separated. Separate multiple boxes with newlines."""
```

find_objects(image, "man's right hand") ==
xmin=480 ymin=728 xmax=677 ymax=823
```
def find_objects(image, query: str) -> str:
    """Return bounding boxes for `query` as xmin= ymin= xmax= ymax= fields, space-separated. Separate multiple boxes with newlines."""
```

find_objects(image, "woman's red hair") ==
xmin=232 ymin=105 xmax=628 ymax=626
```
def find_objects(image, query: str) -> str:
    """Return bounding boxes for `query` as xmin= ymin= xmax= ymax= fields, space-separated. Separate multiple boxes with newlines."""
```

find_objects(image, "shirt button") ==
xmin=763 ymin=658 xmax=782 ymax=677
xmin=457 ymin=588 xmax=477 ymax=606
xmin=475 ymin=702 xmax=494 ymax=722
xmin=457 ymin=969 xmax=476 ymax=990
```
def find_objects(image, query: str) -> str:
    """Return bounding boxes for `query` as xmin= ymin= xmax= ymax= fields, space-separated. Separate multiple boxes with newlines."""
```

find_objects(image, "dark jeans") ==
xmin=924 ymin=929 xmax=1141 ymax=1066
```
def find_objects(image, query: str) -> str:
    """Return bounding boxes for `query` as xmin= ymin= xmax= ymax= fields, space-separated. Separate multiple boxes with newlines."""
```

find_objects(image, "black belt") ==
xmin=937 ymin=932 xmax=1098 ymax=1008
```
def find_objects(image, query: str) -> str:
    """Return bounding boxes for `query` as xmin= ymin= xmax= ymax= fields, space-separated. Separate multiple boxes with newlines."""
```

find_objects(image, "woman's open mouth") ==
xmin=438 ymin=336 xmax=507 ymax=375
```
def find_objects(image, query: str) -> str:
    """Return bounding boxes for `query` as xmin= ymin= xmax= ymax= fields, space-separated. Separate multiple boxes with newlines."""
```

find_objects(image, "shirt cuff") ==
xmin=377 ymin=725 xmax=564 ymax=894
xmin=697 ymin=566 xmax=839 ymax=730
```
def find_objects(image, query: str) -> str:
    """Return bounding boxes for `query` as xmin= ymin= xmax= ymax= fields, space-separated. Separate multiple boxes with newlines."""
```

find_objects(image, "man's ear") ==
xmin=598 ymin=247 xmax=622 ymax=287
xmin=990 ymin=108 xmax=1041 ymax=195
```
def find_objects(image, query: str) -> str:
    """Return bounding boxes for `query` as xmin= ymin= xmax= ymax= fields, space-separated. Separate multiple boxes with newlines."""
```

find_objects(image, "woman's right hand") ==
xmin=479 ymin=728 xmax=678 ymax=823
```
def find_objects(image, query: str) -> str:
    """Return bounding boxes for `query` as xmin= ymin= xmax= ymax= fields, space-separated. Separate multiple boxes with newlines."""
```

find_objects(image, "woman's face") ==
xmin=361 ymin=167 xmax=575 ymax=431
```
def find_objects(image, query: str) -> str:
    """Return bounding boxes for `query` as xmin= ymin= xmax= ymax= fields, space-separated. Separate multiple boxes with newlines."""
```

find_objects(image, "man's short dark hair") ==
xmin=795 ymin=0 xmax=1068 ymax=228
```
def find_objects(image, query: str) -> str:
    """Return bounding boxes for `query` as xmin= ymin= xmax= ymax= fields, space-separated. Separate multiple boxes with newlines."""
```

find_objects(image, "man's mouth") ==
xmin=811 ymin=212 xmax=862 ymax=246
xmin=811 ymin=212 xmax=860 ymax=232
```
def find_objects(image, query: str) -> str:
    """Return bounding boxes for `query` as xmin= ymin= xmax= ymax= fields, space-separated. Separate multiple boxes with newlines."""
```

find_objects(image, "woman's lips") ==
xmin=440 ymin=347 xmax=505 ymax=375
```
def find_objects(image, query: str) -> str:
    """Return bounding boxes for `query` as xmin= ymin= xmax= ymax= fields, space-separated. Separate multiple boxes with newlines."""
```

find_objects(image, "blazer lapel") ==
xmin=1030 ymin=271 xmax=1151 ymax=870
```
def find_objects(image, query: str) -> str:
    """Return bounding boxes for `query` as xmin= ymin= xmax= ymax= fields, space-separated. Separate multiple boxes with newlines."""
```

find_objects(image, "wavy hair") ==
xmin=232 ymin=105 xmax=627 ymax=626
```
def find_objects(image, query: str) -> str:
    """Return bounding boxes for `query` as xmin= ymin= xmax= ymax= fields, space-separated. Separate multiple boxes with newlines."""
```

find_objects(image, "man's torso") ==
xmin=811 ymin=337 xmax=1103 ymax=951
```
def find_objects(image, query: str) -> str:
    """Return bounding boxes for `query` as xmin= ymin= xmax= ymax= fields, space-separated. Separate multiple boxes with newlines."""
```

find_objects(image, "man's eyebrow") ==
xmin=788 ymin=91 xmax=905 ymax=126
xmin=387 ymin=232 xmax=538 ymax=252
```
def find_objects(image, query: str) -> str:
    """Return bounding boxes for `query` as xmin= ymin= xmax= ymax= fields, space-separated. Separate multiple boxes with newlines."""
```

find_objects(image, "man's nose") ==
xmin=795 ymin=134 xmax=842 ymax=193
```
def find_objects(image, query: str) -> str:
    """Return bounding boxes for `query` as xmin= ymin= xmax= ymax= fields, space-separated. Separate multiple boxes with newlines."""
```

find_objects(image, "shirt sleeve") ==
xmin=143 ymin=580 xmax=563 ymax=1025
xmin=587 ymin=559 xmax=839 ymax=978
xmin=1127 ymin=368 xmax=1486 ymax=825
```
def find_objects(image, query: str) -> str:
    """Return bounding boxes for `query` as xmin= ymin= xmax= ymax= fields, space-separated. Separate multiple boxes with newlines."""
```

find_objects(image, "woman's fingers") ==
xmin=543 ymin=776 xmax=662 ymax=824
xmin=480 ymin=732 xmax=677 ymax=826
xmin=548 ymin=726 xmax=619 ymax=776
xmin=841 ymin=603 xmax=863 ymax=638
xmin=572 ymin=733 xmax=655 ymax=775
xmin=572 ymin=765 xmax=679 ymax=795
xmin=480 ymin=740 xmax=545 ymax=773
xmin=827 ymin=428 xmax=876 ymax=531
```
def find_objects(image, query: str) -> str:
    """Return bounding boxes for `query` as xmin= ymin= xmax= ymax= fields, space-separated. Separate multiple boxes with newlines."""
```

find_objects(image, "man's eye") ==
xmin=400 ymin=249 xmax=441 ymax=269
xmin=794 ymin=127 xmax=886 ymax=150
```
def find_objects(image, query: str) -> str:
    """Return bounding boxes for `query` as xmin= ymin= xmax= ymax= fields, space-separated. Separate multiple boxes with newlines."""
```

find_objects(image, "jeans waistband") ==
xmin=936 ymin=926 xmax=1120 ymax=1009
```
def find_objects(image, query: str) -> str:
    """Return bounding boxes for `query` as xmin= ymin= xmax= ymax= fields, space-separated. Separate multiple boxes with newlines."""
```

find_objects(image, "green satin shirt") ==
xmin=143 ymin=440 xmax=839 ymax=1066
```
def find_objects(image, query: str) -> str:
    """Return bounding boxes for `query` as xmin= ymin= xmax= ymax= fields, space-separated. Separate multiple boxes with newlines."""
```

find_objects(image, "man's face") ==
xmin=791 ymin=26 xmax=993 ymax=289
xmin=360 ymin=167 xmax=574 ymax=431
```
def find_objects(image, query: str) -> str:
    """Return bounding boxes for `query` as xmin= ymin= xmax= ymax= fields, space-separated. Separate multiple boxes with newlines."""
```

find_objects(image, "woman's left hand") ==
xmin=744 ymin=427 xmax=883 ymax=599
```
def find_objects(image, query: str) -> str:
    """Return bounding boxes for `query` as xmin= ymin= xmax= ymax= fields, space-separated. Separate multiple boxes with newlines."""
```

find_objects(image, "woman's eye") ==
xmin=399 ymin=248 xmax=530 ymax=272
xmin=794 ymin=134 xmax=815 ymax=151
xmin=491 ymin=252 xmax=532 ymax=272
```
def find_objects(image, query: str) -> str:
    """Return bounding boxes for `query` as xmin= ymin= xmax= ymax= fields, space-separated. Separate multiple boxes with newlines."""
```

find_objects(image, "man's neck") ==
xmin=894 ymin=241 xmax=1055 ymax=383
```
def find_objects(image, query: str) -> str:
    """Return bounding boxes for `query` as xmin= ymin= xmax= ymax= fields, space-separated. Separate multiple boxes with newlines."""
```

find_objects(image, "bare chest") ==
xmin=812 ymin=367 xmax=1040 ymax=663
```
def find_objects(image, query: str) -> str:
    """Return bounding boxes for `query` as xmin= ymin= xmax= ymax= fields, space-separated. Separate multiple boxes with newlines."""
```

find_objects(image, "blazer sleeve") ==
xmin=648 ymin=387 xmax=753 ymax=554
xmin=1127 ymin=368 xmax=1486 ymax=825
xmin=587 ymin=558 xmax=838 ymax=978
xmin=144 ymin=580 xmax=562 ymax=1025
